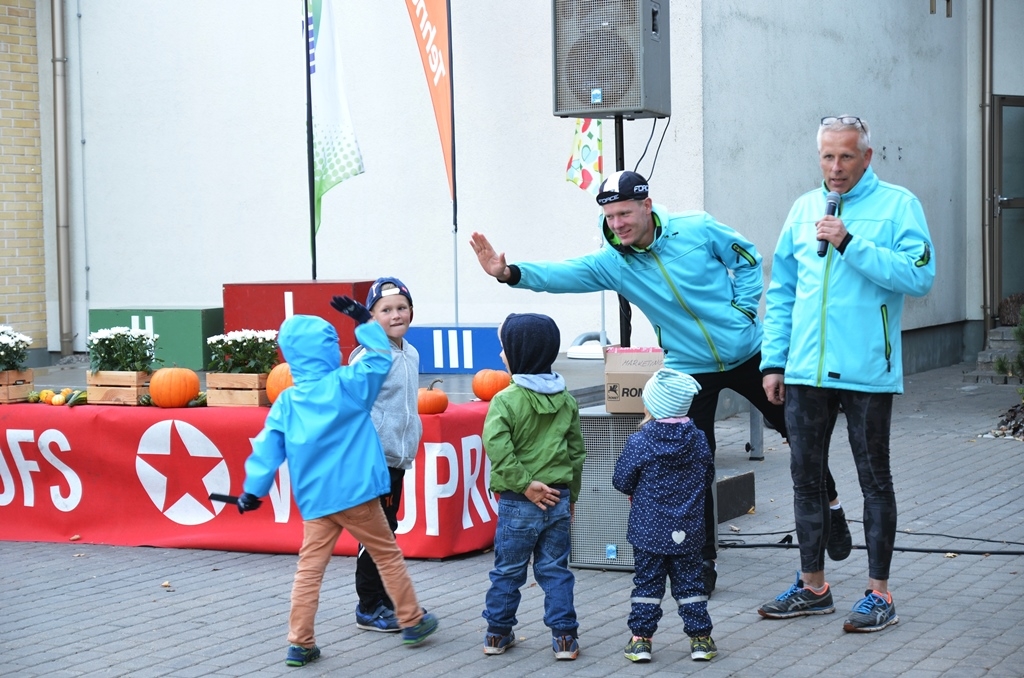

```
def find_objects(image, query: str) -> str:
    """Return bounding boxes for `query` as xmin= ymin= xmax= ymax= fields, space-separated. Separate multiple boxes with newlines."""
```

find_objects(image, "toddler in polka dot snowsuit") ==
xmin=612 ymin=368 xmax=717 ymax=663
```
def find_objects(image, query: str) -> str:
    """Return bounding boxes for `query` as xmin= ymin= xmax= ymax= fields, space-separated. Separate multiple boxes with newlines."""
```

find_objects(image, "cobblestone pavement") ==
xmin=3 ymin=363 xmax=1023 ymax=677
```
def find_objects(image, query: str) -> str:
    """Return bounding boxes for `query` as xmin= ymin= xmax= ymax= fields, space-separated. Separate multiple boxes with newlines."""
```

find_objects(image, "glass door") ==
xmin=992 ymin=96 xmax=1024 ymax=324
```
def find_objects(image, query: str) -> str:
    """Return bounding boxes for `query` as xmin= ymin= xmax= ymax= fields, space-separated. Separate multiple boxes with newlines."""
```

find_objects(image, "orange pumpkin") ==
xmin=267 ymin=362 xmax=294 ymax=403
xmin=418 ymin=378 xmax=448 ymax=414
xmin=149 ymin=367 xmax=201 ymax=408
xmin=472 ymin=369 xmax=511 ymax=401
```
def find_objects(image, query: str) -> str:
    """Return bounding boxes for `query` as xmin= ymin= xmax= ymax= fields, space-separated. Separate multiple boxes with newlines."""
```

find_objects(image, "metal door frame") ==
xmin=988 ymin=94 xmax=1024 ymax=326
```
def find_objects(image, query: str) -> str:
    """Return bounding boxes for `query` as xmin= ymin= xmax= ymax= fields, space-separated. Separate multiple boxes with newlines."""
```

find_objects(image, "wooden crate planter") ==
xmin=206 ymin=373 xmax=269 ymax=407
xmin=86 ymin=371 xmax=150 ymax=406
xmin=0 ymin=369 xmax=33 ymax=404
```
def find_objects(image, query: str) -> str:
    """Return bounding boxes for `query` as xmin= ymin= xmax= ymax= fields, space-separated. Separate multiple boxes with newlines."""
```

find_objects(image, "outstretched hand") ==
xmin=330 ymin=295 xmax=372 ymax=325
xmin=469 ymin=232 xmax=510 ymax=280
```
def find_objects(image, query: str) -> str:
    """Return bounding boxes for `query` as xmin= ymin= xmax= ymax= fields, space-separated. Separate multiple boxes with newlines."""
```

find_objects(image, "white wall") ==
xmin=994 ymin=0 xmax=1024 ymax=95
xmin=35 ymin=0 xmax=999 ymax=352
xmin=701 ymin=0 xmax=969 ymax=331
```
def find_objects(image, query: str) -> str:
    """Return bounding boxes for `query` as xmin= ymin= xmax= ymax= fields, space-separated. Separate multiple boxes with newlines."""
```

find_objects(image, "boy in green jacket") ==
xmin=480 ymin=313 xmax=586 ymax=661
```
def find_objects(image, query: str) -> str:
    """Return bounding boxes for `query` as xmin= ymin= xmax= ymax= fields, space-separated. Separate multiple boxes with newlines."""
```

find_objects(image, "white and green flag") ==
xmin=309 ymin=0 xmax=363 ymax=232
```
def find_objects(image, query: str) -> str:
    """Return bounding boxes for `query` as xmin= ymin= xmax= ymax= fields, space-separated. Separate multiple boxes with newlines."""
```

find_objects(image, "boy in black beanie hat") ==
xmin=480 ymin=313 xmax=586 ymax=661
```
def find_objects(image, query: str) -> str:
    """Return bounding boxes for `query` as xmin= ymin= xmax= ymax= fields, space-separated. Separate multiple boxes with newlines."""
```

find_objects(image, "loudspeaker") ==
xmin=552 ymin=0 xmax=671 ymax=119
xmin=570 ymin=407 xmax=642 ymax=570
xmin=569 ymin=406 xmax=758 ymax=572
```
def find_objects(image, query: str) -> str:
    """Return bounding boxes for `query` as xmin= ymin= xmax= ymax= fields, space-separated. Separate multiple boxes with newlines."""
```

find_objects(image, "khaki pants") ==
xmin=288 ymin=499 xmax=422 ymax=648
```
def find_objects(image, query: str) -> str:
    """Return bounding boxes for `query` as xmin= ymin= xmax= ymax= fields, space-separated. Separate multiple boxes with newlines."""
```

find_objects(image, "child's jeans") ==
xmin=289 ymin=498 xmax=422 ymax=648
xmin=482 ymin=490 xmax=578 ymax=638
xmin=628 ymin=549 xmax=712 ymax=638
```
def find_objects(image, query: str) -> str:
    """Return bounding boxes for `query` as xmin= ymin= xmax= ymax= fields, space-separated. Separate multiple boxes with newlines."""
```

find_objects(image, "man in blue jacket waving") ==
xmin=757 ymin=116 xmax=935 ymax=633
xmin=470 ymin=170 xmax=849 ymax=594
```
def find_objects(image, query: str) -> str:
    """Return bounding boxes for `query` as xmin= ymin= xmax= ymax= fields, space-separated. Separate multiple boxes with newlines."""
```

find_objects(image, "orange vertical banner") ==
xmin=406 ymin=0 xmax=453 ymax=198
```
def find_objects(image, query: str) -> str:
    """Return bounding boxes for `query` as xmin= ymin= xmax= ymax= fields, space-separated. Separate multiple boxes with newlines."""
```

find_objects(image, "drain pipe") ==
xmin=980 ymin=0 xmax=994 ymax=328
xmin=51 ymin=0 xmax=73 ymax=356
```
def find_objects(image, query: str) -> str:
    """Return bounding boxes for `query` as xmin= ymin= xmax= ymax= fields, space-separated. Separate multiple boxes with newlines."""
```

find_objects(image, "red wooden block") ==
xmin=222 ymin=280 xmax=375 ymax=361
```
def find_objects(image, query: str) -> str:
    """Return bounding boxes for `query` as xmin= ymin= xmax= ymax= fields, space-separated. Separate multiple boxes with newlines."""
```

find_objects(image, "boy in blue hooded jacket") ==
xmin=237 ymin=298 xmax=438 ymax=667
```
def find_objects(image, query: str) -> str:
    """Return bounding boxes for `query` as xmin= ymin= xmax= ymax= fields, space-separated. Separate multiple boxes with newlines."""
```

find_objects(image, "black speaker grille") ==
xmin=554 ymin=0 xmax=642 ymax=113
xmin=570 ymin=410 xmax=643 ymax=570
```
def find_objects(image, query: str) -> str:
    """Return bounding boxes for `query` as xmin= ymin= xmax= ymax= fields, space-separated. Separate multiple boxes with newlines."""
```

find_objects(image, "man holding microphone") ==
xmin=757 ymin=115 xmax=935 ymax=632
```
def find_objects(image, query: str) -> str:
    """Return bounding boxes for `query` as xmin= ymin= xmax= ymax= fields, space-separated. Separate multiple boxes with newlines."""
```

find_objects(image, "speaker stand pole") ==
xmin=614 ymin=115 xmax=632 ymax=347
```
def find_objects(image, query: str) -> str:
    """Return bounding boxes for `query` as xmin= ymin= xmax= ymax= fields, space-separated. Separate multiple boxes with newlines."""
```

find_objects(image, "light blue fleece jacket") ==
xmin=351 ymin=339 xmax=422 ymax=470
xmin=760 ymin=166 xmax=935 ymax=393
xmin=512 ymin=205 xmax=764 ymax=374
xmin=242 ymin=315 xmax=393 ymax=520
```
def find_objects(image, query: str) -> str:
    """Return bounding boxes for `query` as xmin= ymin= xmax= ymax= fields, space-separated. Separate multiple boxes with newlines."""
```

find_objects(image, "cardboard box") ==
xmin=603 ymin=346 xmax=664 ymax=413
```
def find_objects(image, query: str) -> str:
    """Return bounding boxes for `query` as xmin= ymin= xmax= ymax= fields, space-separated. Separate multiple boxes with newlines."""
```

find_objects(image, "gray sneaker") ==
xmin=758 ymin=572 xmax=836 ymax=618
xmin=843 ymin=590 xmax=899 ymax=632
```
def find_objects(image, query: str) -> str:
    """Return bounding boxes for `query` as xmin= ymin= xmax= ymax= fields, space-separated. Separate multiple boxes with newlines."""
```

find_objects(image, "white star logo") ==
xmin=135 ymin=420 xmax=230 ymax=526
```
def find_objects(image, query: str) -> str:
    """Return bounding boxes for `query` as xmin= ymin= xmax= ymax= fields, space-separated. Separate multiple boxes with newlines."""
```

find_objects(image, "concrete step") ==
xmin=962 ymin=370 xmax=1024 ymax=385
xmin=987 ymin=338 xmax=1020 ymax=351
xmin=989 ymin=326 xmax=1017 ymax=338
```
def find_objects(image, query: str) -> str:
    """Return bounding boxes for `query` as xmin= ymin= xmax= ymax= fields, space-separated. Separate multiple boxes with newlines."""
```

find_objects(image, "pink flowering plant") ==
xmin=87 ymin=327 xmax=158 ymax=373
xmin=206 ymin=329 xmax=279 ymax=374
xmin=0 ymin=325 xmax=32 ymax=372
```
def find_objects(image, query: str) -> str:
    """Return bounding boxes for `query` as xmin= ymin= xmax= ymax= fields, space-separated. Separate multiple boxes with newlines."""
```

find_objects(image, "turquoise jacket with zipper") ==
xmin=512 ymin=205 xmax=764 ymax=374
xmin=242 ymin=315 xmax=393 ymax=520
xmin=760 ymin=166 xmax=935 ymax=393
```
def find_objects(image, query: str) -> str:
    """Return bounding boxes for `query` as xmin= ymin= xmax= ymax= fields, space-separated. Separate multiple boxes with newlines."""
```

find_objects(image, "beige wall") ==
xmin=0 ymin=0 xmax=44 ymax=344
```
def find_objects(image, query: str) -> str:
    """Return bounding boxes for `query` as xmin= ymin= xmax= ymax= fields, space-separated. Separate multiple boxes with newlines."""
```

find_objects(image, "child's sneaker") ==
xmin=827 ymin=506 xmax=853 ymax=561
xmin=483 ymin=630 xmax=516 ymax=655
xmin=355 ymin=602 xmax=400 ymax=633
xmin=284 ymin=644 xmax=321 ymax=667
xmin=843 ymin=590 xmax=899 ymax=632
xmin=690 ymin=635 xmax=717 ymax=661
xmin=623 ymin=635 xmax=652 ymax=662
xmin=757 ymin=572 xmax=836 ymax=618
xmin=552 ymin=634 xmax=579 ymax=660
xmin=401 ymin=611 xmax=439 ymax=645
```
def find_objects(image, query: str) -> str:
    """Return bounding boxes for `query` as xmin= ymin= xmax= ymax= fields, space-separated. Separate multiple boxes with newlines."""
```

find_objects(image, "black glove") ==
xmin=330 ymin=295 xmax=372 ymax=325
xmin=237 ymin=492 xmax=262 ymax=514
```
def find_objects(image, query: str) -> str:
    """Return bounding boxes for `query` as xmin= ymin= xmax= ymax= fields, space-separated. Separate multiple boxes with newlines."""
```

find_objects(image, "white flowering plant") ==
xmin=0 ymin=325 xmax=33 ymax=372
xmin=207 ymin=329 xmax=280 ymax=374
xmin=87 ymin=327 xmax=158 ymax=373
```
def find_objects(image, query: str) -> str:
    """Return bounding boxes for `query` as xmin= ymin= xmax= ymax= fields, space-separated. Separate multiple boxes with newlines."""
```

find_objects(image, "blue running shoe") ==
xmin=402 ymin=611 xmax=439 ymax=645
xmin=757 ymin=571 xmax=835 ymax=618
xmin=483 ymin=630 xmax=516 ymax=655
xmin=355 ymin=603 xmax=400 ymax=633
xmin=843 ymin=590 xmax=898 ymax=632
xmin=284 ymin=644 xmax=320 ymax=667
xmin=553 ymin=634 xmax=579 ymax=660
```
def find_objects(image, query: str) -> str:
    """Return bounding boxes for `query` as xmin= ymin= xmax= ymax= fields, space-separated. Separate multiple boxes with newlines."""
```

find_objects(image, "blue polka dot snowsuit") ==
xmin=612 ymin=419 xmax=714 ymax=639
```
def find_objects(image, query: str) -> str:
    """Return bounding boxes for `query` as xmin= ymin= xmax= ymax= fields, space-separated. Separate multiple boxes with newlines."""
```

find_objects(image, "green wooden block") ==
xmin=89 ymin=307 xmax=224 ymax=371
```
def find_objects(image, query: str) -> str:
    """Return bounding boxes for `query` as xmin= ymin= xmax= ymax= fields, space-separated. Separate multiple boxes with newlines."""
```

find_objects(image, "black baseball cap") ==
xmin=596 ymin=170 xmax=650 ymax=205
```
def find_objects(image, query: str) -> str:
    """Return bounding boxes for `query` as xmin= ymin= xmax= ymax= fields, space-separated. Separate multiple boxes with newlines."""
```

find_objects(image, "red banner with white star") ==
xmin=0 ymin=401 xmax=496 ymax=558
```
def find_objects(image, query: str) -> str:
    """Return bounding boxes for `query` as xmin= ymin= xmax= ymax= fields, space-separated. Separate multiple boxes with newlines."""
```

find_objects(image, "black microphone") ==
xmin=817 ymin=191 xmax=842 ymax=257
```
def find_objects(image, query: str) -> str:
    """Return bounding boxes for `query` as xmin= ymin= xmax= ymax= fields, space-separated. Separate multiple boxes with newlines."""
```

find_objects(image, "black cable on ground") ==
xmin=718 ymin=521 xmax=1024 ymax=556
xmin=718 ymin=542 xmax=1024 ymax=556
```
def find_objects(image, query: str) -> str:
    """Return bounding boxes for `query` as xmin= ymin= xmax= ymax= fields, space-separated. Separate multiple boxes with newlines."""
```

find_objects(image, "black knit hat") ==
xmin=499 ymin=313 xmax=560 ymax=375
xmin=596 ymin=170 xmax=650 ymax=206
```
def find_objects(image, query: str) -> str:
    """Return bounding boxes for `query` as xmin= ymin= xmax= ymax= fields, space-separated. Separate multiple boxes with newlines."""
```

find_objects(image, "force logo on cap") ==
xmin=596 ymin=170 xmax=650 ymax=205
